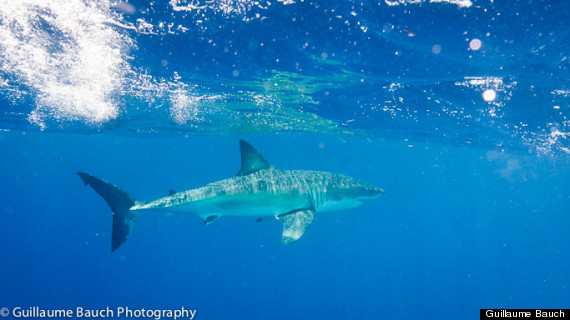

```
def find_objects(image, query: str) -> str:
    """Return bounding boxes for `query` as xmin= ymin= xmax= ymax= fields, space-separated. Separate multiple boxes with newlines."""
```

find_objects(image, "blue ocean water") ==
xmin=0 ymin=0 xmax=569 ymax=319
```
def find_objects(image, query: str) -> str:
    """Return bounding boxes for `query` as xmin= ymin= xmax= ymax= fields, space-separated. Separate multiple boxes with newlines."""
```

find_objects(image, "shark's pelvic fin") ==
xmin=77 ymin=172 xmax=137 ymax=252
xmin=236 ymin=140 xmax=272 ymax=176
xmin=278 ymin=209 xmax=315 ymax=246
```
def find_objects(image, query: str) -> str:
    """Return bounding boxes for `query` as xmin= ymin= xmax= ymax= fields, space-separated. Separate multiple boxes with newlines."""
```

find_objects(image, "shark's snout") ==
xmin=369 ymin=186 xmax=385 ymax=198
xmin=351 ymin=183 xmax=384 ymax=201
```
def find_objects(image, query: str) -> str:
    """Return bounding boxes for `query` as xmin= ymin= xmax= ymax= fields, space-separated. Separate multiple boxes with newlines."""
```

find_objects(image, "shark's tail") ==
xmin=77 ymin=172 xmax=137 ymax=252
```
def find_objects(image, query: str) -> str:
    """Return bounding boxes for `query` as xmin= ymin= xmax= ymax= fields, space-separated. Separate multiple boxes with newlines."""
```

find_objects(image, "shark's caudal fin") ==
xmin=77 ymin=172 xmax=137 ymax=252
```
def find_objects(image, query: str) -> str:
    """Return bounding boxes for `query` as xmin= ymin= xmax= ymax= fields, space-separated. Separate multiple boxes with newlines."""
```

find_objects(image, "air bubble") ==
xmin=432 ymin=45 xmax=442 ymax=54
xmin=483 ymin=89 xmax=496 ymax=102
xmin=469 ymin=39 xmax=482 ymax=50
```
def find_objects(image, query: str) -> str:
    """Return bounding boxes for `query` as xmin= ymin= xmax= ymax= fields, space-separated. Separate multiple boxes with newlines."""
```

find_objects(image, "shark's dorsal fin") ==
xmin=169 ymin=189 xmax=176 ymax=196
xmin=236 ymin=140 xmax=272 ymax=176
xmin=277 ymin=209 xmax=314 ymax=246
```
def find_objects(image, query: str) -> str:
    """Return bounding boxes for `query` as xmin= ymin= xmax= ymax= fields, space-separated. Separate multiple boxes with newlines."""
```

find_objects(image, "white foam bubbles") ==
xmin=0 ymin=0 xmax=133 ymax=126
xmin=114 ymin=2 xmax=136 ymax=15
xmin=169 ymin=0 xmax=284 ymax=22
xmin=169 ymin=87 xmax=221 ymax=126
xmin=385 ymin=0 xmax=472 ymax=8
xmin=170 ymin=90 xmax=202 ymax=125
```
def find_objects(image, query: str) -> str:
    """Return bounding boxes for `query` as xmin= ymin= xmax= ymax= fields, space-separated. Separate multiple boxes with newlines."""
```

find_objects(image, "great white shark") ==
xmin=78 ymin=140 xmax=384 ymax=251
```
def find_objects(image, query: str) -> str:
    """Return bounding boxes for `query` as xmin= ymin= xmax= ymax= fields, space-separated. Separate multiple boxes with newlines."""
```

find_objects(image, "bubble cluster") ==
xmin=0 ymin=0 xmax=133 ymax=126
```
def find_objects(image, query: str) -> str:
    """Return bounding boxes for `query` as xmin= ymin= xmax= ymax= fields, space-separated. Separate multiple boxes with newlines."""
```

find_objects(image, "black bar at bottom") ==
xmin=481 ymin=309 xmax=569 ymax=319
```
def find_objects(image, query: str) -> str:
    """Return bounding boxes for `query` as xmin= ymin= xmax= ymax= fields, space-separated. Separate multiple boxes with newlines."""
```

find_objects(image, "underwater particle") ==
xmin=403 ymin=29 xmax=416 ymax=37
xmin=469 ymin=38 xmax=482 ymax=50
xmin=232 ymin=70 xmax=240 ymax=77
xmin=483 ymin=89 xmax=496 ymax=102
xmin=382 ymin=23 xmax=394 ymax=33
xmin=432 ymin=44 xmax=442 ymax=54
xmin=321 ymin=52 xmax=328 ymax=59
xmin=553 ymin=105 xmax=560 ymax=109
xmin=161 ymin=60 xmax=168 ymax=67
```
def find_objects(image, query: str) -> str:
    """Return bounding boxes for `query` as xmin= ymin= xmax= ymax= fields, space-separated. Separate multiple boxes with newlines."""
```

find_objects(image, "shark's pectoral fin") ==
xmin=200 ymin=214 xmax=220 ymax=225
xmin=277 ymin=209 xmax=314 ymax=246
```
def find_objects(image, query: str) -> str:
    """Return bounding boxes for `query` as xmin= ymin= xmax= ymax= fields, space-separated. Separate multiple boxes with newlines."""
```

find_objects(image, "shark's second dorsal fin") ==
xmin=236 ymin=140 xmax=272 ymax=176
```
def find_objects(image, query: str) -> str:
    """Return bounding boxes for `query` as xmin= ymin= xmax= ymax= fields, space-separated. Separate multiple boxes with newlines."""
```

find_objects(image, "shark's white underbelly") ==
xmin=138 ymin=191 xmax=312 ymax=218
